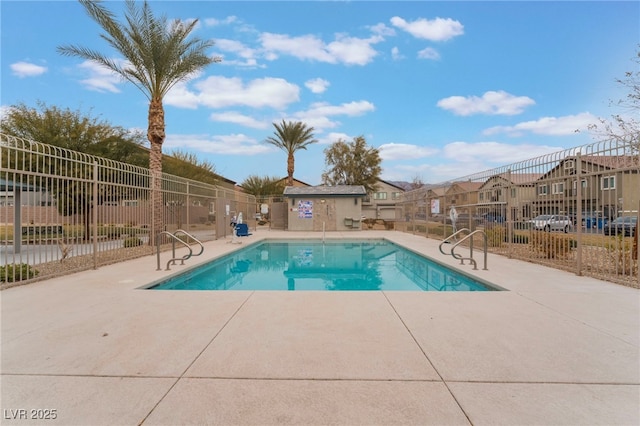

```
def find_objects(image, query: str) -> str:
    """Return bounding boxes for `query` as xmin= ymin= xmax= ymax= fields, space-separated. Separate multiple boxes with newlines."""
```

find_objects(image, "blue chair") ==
xmin=235 ymin=223 xmax=252 ymax=237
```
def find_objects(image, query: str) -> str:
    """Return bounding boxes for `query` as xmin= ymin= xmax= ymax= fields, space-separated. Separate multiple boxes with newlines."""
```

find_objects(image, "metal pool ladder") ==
xmin=156 ymin=229 xmax=204 ymax=271
xmin=438 ymin=228 xmax=488 ymax=271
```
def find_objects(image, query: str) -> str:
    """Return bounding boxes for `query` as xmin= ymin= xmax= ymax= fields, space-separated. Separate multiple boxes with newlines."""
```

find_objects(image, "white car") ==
xmin=528 ymin=215 xmax=573 ymax=232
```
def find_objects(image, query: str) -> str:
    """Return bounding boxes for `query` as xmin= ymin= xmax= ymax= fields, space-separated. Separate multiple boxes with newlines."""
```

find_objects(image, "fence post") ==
xmin=575 ymin=153 xmax=583 ymax=276
xmin=92 ymin=161 xmax=99 ymax=269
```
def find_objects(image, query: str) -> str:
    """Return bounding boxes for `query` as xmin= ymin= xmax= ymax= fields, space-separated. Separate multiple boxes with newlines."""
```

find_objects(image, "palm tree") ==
xmin=58 ymin=0 xmax=220 ymax=243
xmin=264 ymin=120 xmax=317 ymax=186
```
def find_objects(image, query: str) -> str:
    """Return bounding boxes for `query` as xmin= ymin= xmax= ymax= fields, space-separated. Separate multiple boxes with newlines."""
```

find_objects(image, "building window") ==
xmin=511 ymin=188 xmax=516 ymax=198
xmin=479 ymin=192 xmax=484 ymax=201
xmin=552 ymin=183 xmax=564 ymax=194
xmin=122 ymin=200 xmax=138 ymax=207
xmin=391 ymin=192 xmax=402 ymax=200
xmin=373 ymin=192 xmax=387 ymax=200
xmin=538 ymin=185 xmax=548 ymax=195
xmin=601 ymin=176 xmax=615 ymax=190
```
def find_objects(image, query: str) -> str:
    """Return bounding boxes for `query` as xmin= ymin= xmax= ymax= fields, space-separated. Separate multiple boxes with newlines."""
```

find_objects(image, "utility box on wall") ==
xmin=283 ymin=185 xmax=367 ymax=231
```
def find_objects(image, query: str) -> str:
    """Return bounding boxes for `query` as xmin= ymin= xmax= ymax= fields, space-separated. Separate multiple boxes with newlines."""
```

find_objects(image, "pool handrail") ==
xmin=156 ymin=230 xmax=203 ymax=271
xmin=438 ymin=228 xmax=488 ymax=271
xmin=438 ymin=228 xmax=471 ymax=255
xmin=174 ymin=229 xmax=204 ymax=257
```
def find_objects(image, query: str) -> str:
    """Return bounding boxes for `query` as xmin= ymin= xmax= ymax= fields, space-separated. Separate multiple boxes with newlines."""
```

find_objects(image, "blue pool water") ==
xmin=148 ymin=239 xmax=497 ymax=291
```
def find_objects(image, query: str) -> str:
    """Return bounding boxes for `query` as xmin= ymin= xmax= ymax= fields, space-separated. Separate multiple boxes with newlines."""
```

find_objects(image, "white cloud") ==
xmin=259 ymin=32 xmax=380 ymax=66
xmin=76 ymin=60 xmax=123 ymax=93
xmin=165 ymin=76 xmax=300 ymax=110
xmin=437 ymin=91 xmax=535 ymax=116
xmin=164 ymin=133 xmax=271 ymax=156
xmin=10 ymin=61 xmax=47 ymax=78
xmin=378 ymin=143 xmax=438 ymax=160
xmin=292 ymin=100 xmax=375 ymax=130
xmin=210 ymin=111 xmax=269 ymax=129
xmin=391 ymin=47 xmax=404 ymax=60
xmin=215 ymin=38 xmax=258 ymax=61
xmin=442 ymin=141 xmax=562 ymax=163
xmin=390 ymin=16 xmax=464 ymax=41
xmin=483 ymin=112 xmax=598 ymax=136
xmin=369 ymin=23 xmax=396 ymax=37
xmin=204 ymin=16 xmax=239 ymax=27
xmin=417 ymin=47 xmax=440 ymax=60
xmin=317 ymin=132 xmax=353 ymax=145
xmin=305 ymin=78 xmax=330 ymax=94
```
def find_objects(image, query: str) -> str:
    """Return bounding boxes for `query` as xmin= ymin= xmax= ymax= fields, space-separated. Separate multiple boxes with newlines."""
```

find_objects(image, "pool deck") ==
xmin=1 ymin=230 xmax=638 ymax=425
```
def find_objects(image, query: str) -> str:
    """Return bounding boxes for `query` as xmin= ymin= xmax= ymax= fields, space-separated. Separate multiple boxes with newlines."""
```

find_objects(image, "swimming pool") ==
xmin=147 ymin=239 xmax=499 ymax=291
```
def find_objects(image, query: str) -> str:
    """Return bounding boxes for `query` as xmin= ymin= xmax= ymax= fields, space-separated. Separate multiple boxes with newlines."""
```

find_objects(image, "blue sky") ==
xmin=2 ymin=1 xmax=638 ymax=185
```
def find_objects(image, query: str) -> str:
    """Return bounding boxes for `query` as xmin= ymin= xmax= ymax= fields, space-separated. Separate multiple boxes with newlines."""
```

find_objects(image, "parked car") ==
xmin=528 ymin=215 xmax=573 ymax=232
xmin=582 ymin=213 xmax=608 ymax=229
xmin=482 ymin=213 xmax=505 ymax=223
xmin=603 ymin=216 xmax=637 ymax=236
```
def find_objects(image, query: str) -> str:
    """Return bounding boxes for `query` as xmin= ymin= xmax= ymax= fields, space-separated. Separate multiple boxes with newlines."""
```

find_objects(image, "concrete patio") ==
xmin=1 ymin=230 xmax=638 ymax=425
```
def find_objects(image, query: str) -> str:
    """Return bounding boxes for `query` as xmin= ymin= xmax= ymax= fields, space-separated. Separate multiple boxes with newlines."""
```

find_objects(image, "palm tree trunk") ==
xmin=148 ymin=99 xmax=165 ymax=246
xmin=287 ymin=153 xmax=294 ymax=186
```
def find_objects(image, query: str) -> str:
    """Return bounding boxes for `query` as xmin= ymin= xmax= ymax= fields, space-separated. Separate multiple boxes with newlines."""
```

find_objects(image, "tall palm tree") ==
xmin=264 ymin=120 xmax=317 ymax=186
xmin=58 ymin=0 xmax=219 ymax=243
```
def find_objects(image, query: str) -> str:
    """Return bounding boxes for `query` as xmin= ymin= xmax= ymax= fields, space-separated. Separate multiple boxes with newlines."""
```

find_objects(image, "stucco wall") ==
xmin=286 ymin=197 xmax=363 ymax=231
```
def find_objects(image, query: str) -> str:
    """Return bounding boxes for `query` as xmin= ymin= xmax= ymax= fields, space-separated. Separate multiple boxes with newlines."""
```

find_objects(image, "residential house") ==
xmin=444 ymin=181 xmax=483 ymax=216
xmin=477 ymin=173 xmax=542 ymax=221
xmin=533 ymin=155 xmax=639 ymax=219
xmin=362 ymin=179 xmax=405 ymax=220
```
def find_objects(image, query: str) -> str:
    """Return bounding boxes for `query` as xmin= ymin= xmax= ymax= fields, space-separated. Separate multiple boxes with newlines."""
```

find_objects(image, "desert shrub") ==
xmin=511 ymin=234 xmax=529 ymax=244
xmin=123 ymin=237 xmax=143 ymax=248
xmin=484 ymin=225 xmax=506 ymax=247
xmin=530 ymin=231 xmax=575 ymax=259
xmin=0 ymin=263 xmax=38 ymax=282
xmin=606 ymin=234 xmax=637 ymax=275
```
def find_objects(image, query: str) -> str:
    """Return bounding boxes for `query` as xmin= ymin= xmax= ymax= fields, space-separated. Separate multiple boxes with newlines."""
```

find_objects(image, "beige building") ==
xmin=477 ymin=173 xmax=542 ymax=221
xmin=362 ymin=179 xmax=405 ymax=220
xmin=283 ymin=185 xmax=367 ymax=231
xmin=533 ymin=155 xmax=639 ymax=219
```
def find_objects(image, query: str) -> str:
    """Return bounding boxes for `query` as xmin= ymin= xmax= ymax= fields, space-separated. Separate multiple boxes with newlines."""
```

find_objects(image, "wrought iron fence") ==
xmin=395 ymin=138 xmax=639 ymax=287
xmin=0 ymin=133 xmax=256 ymax=286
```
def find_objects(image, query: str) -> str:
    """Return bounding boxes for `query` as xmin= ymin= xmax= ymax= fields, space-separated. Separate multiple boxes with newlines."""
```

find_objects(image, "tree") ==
xmin=1 ymin=101 xmax=148 ymax=240
xmin=409 ymin=174 xmax=425 ymax=190
xmin=240 ymin=175 xmax=285 ymax=199
xmin=264 ymin=120 xmax=317 ymax=186
xmin=1 ymin=101 xmax=146 ymax=164
xmin=166 ymin=149 xmax=218 ymax=185
xmin=58 ymin=0 xmax=220 ymax=243
xmin=322 ymin=136 xmax=382 ymax=193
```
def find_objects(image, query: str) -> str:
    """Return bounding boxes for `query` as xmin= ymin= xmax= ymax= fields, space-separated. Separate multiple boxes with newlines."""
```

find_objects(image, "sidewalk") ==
xmin=1 ymin=230 xmax=638 ymax=425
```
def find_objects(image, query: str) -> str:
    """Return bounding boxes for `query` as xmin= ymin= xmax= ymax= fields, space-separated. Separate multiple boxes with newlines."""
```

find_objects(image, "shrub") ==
xmin=530 ymin=231 xmax=574 ymax=259
xmin=123 ymin=237 xmax=143 ymax=248
xmin=511 ymin=234 xmax=529 ymax=244
xmin=484 ymin=225 xmax=506 ymax=248
xmin=0 ymin=263 xmax=38 ymax=283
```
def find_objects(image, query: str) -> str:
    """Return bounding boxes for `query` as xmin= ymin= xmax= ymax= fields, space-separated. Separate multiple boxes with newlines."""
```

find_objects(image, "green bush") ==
xmin=123 ymin=237 xmax=143 ymax=248
xmin=0 ymin=263 xmax=38 ymax=283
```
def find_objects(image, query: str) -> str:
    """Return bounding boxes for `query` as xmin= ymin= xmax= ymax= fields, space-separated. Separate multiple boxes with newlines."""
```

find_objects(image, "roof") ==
xmin=448 ymin=181 xmax=484 ymax=192
xmin=278 ymin=177 xmax=313 ymax=187
xmin=377 ymin=179 xmax=407 ymax=191
xmin=283 ymin=185 xmax=367 ymax=197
